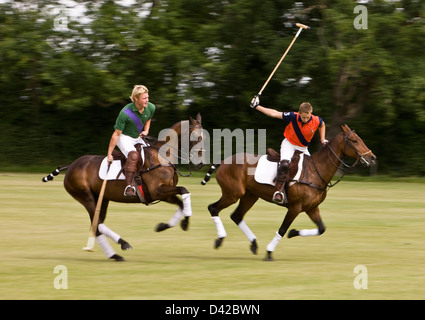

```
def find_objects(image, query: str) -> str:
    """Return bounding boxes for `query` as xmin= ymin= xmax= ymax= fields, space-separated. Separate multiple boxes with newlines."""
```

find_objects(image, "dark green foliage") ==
xmin=0 ymin=0 xmax=424 ymax=175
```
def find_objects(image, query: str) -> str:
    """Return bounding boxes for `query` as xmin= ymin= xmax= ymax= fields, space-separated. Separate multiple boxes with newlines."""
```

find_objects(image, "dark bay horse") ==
xmin=43 ymin=114 xmax=205 ymax=261
xmin=202 ymin=124 xmax=376 ymax=261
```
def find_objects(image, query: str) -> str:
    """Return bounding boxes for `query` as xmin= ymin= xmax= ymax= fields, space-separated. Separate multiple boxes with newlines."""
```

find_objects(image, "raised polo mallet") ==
xmin=82 ymin=161 xmax=111 ymax=251
xmin=256 ymin=23 xmax=310 ymax=98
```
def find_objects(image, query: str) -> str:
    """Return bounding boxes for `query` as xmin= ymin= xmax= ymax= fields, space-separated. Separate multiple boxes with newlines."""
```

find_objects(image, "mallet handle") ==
xmin=258 ymin=24 xmax=308 ymax=95
xmin=83 ymin=162 xmax=111 ymax=251
xmin=91 ymin=162 xmax=111 ymax=234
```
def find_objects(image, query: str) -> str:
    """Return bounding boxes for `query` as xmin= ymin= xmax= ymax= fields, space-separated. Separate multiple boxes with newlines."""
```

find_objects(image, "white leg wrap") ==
xmin=96 ymin=234 xmax=116 ymax=258
xmin=266 ymin=232 xmax=283 ymax=252
xmin=167 ymin=206 xmax=184 ymax=227
xmin=182 ymin=193 xmax=192 ymax=217
xmin=98 ymin=223 xmax=120 ymax=243
xmin=299 ymin=229 xmax=320 ymax=237
xmin=212 ymin=216 xmax=227 ymax=238
xmin=238 ymin=220 xmax=256 ymax=242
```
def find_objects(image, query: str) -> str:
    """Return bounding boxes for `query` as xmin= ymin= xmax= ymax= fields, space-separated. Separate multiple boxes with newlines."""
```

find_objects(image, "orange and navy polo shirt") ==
xmin=282 ymin=112 xmax=323 ymax=147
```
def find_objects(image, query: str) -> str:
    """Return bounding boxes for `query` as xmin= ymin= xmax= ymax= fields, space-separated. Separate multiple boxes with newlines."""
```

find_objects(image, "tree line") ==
xmin=1 ymin=0 xmax=424 ymax=175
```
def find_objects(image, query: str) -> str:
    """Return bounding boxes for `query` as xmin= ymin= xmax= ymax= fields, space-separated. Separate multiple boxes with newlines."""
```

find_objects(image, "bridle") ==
xmin=326 ymin=129 xmax=372 ymax=170
xmin=187 ymin=123 xmax=206 ymax=164
xmin=342 ymin=130 xmax=373 ymax=167
xmin=312 ymin=129 xmax=372 ymax=189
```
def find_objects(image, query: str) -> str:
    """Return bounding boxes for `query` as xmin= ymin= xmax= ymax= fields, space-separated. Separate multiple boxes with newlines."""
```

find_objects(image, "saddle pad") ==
xmin=254 ymin=155 xmax=278 ymax=186
xmin=254 ymin=153 xmax=304 ymax=187
xmin=99 ymin=158 xmax=125 ymax=180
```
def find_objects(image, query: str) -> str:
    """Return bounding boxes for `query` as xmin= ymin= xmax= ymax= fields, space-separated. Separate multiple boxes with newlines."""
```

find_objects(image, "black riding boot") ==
xmin=273 ymin=160 xmax=290 ymax=203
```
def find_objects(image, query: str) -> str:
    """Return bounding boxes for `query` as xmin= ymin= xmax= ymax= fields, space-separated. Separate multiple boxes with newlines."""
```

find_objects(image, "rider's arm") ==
xmin=107 ymin=129 xmax=122 ymax=162
xmin=255 ymin=105 xmax=283 ymax=119
xmin=319 ymin=121 xmax=327 ymax=144
xmin=141 ymin=119 xmax=151 ymax=137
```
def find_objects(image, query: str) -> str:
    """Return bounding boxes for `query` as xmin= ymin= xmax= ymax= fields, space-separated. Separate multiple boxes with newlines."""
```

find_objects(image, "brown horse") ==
xmin=43 ymin=114 xmax=205 ymax=261
xmin=202 ymin=124 xmax=376 ymax=261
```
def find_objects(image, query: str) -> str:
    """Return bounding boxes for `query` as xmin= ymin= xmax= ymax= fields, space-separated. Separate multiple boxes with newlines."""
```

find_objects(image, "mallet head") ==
xmin=82 ymin=236 xmax=95 ymax=251
xmin=296 ymin=23 xmax=310 ymax=30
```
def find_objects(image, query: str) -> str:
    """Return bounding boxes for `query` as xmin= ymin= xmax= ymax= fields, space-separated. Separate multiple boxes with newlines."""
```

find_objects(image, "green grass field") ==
xmin=1 ymin=172 xmax=425 ymax=300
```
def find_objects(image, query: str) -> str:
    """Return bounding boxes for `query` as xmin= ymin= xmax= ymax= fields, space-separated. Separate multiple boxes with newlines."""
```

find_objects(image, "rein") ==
xmin=311 ymin=153 xmax=345 ymax=190
xmin=137 ymin=142 xmax=171 ymax=175
xmin=138 ymin=139 xmax=188 ymax=177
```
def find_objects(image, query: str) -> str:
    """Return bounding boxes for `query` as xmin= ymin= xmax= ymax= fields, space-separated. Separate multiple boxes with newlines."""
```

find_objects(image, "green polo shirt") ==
xmin=114 ymin=102 xmax=155 ymax=138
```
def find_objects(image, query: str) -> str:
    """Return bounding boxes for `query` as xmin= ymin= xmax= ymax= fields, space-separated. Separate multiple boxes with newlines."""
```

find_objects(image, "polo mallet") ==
xmin=257 ymin=23 xmax=310 ymax=97
xmin=83 ymin=161 xmax=112 ymax=251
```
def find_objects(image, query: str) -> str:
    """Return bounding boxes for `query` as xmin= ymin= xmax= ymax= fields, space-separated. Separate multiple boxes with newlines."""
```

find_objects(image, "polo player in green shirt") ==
xmin=107 ymin=85 xmax=156 ymax=197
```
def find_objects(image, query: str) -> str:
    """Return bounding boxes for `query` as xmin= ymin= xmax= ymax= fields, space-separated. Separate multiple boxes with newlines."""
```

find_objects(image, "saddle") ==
xmin=266 ymin=149 xmax=304 ymax=205
xmin=266 ymin=148 xmax=302 ymax=180
xmin=259 ymin=148 xmax=326 ymax=197
xmin=111 ymin=143 xmax=144 ymax=177
xmin=255 ymin=149 xmax=304 ymax=189
xmin=266 ymin=148 xmax=280 ymax=162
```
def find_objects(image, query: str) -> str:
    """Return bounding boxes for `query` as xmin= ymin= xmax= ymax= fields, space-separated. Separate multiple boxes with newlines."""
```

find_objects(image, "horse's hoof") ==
xmin=118 ymin=238 xmax=132 ymax=250
xmin=110 ymin=254 xmax=125 ymax=261
xmin=264 ymin=251 xmax=274 ymax=261
xmin=156 ymin=223 xmax=170 ymax=232
xmin=250 ymin=239 xmax=258 ymax=255
xmin=214 ymin=237 xmax=224 ymax=249
xmin=288 ymin=229 xmax=299 ymax=238
xmin=180 ymin=217 xmax=189 ymax=231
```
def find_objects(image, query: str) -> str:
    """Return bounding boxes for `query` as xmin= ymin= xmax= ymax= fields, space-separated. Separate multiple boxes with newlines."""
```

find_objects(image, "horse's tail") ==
xmin=42 ymin=165 xmax=69 ymax=182
xmin=201 ymin=164 xmax=220 ymax=185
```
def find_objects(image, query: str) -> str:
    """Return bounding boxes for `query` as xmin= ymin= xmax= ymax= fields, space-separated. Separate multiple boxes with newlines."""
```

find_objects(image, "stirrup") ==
xmin=272 ymin=191 xmax=285 ymax=204
xmin=124 ymin=185 xmax=137 ymax=198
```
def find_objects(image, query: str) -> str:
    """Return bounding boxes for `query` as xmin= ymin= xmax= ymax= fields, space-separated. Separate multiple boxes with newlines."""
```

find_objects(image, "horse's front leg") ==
xmin=287 ymin=206 xmax=326 ymax=238
xmin=98 ymin=223 xmax=133 ymax=250
xmin=155 ymin=186 xmax=192 ymax=232
xmin=265 ymin=205 xmax=301 ymax=261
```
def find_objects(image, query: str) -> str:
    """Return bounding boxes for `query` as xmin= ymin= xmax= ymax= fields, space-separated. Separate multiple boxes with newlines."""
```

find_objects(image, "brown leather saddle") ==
xmin=111 ymin=143 xmax=144 ymax=178
xmin=266 ymin=148 xmax=303 ymax=181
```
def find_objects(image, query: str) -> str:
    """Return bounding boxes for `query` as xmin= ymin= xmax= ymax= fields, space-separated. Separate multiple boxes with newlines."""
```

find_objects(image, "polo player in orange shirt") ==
xmin=251 ymin=98 xmax=328 ymax=203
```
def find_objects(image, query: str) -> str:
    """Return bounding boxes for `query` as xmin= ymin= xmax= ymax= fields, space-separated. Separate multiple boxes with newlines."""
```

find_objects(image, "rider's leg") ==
xmin=116 ymin=134 xmax=142 ymax=198
xmin=273 ymin=160 xmax=290 ymax=203
xmin=123 ymin=151 xmax=139 ymax=197
xmin=273 ymin=139 xmax=295 ymax=203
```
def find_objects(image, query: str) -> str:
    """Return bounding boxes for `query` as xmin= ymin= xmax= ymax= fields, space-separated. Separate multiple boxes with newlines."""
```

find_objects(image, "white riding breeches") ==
xmin=280 ymin=138 xmax=310 ymax=161
xmin=117 ymin=134 xmax=147 ymax=161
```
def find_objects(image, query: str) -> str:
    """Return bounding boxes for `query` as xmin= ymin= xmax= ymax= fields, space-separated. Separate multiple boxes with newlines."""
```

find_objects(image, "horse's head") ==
xmin=157 ymin=113 xmax=206 ymax=169
xmin=188 ymin=113 xmax=206 ymax=170
xmin=340 ymin=124 xmax=376 ymax=167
